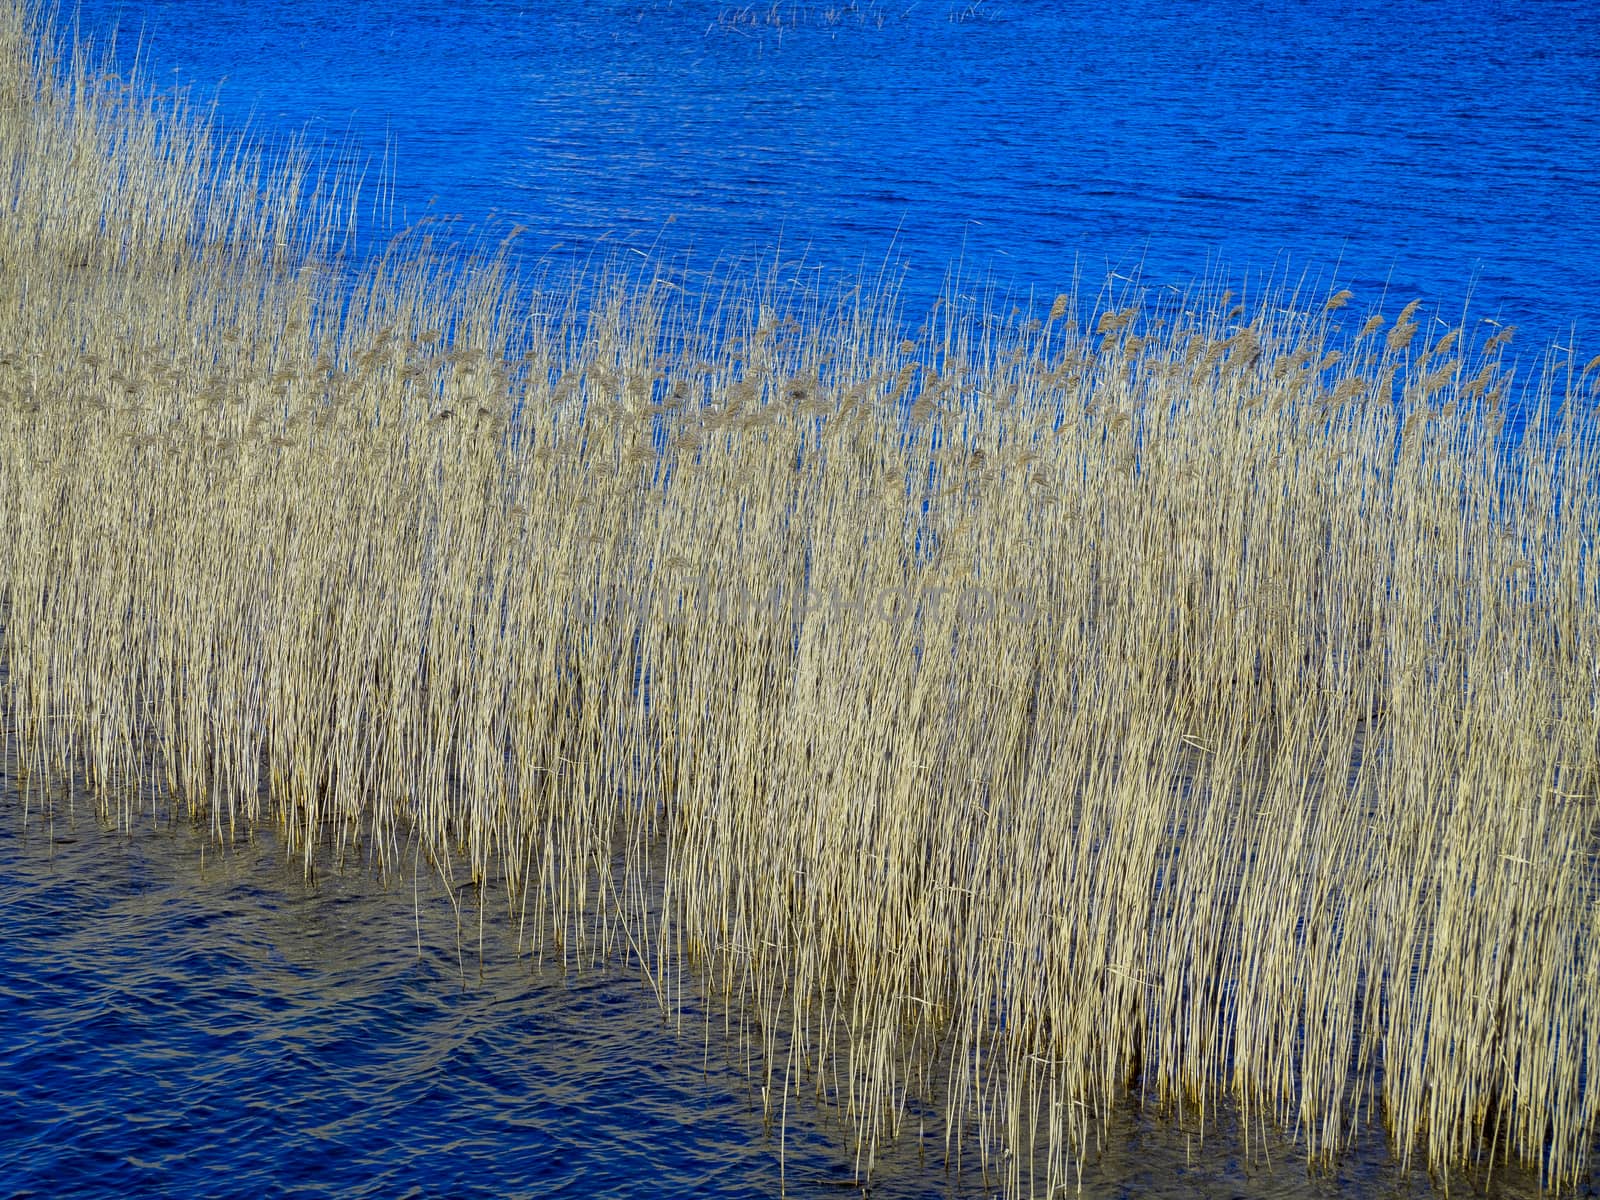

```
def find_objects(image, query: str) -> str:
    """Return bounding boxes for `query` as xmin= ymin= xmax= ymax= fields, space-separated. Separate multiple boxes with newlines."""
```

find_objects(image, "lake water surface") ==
xmin=4 ymin=786 xmax=1585 ymax=1199
xmin=64 ymin=0 xmax=1600 ymax=352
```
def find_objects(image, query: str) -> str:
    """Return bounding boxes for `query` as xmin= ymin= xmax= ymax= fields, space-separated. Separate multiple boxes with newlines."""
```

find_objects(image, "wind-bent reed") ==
xmin=1 ymin=3 xmax=1597 ymax=1194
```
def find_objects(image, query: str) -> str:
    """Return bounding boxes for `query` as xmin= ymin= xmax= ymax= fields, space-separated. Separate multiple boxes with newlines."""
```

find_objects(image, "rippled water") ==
xmin=68 ymin=0 xmax=1599 ymax=351
xmin=0 ymin=785 xmax=943 ymax=1199
xmin=3 ymin=779 xmax=1595 ymax=1199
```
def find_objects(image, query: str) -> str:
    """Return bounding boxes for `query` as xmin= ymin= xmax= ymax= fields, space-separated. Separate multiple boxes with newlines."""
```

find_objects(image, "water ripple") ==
xmin=4 ymin=802 xmax=1591 ymax=1199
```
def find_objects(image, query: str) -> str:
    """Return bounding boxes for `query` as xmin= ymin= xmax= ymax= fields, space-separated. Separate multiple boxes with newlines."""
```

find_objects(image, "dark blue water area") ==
xmin=0 ymin=793 xmax=944 ymax=1200
xmin=3 ymin=795 xmax=1593 ymax=1199
xmin=65 ymin=0 xmax=1599 ymax=362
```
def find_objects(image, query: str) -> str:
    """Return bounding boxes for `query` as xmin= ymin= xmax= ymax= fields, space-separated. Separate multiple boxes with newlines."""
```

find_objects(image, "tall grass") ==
xmin=2 ymin=3 xmax=1597 ymax=1193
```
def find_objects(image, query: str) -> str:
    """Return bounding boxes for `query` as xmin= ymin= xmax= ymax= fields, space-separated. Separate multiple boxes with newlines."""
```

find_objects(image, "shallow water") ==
xmin=3 ymin=786 xmax=1596 ymax=1199
xmin=0 ymin=789 xmax=935 ymax=1199
xmin=68 ymin=0 xmax=1599 ymax=353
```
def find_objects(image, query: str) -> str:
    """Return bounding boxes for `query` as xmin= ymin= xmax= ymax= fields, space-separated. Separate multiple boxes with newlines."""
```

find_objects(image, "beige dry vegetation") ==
xmin=711 ymin=1 xmax=894 ymax=35
xmin=2 ymin=4 xmax=1598 ymax=1195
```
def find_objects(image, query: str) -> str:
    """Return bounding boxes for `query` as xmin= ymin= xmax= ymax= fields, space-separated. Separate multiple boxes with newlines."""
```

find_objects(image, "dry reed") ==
xmin=1 ymin=3 xmax=1596 ymax=1195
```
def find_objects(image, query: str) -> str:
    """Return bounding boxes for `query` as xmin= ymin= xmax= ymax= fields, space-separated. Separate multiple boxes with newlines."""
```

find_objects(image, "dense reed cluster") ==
xmin=2 ymin=4 xmax=1597 ymax=1194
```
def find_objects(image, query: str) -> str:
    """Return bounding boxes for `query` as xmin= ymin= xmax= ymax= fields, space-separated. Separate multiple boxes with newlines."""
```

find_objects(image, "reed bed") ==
xmin=2 ymin=4 xmax=1597 ymax=1194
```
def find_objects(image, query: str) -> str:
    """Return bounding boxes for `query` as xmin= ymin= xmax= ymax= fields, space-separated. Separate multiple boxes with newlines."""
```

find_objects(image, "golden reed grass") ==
xmin=2 ymin=4 xmax=1597 ymax=1194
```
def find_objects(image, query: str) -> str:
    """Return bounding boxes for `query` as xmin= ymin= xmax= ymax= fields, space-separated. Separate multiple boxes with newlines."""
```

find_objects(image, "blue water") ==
xmin=6 ymin=800 xmax=1581 ymax=1200
xmin=68 ymin=0 xmax=1599 ymax=355
xmin=0 ymin=797 xmax=940 ymax=1199
xmin=7 ymin=3 xmax=1600 ymax=1195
